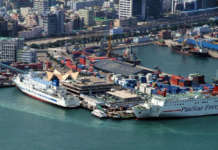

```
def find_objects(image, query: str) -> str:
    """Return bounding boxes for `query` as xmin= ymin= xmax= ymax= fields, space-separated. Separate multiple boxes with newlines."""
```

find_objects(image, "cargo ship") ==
xmin=171 ymin=44 xmax=209 ymax=57
xmin=176 ymin=38 xmax=218 ymax=58
xmin=13 ymin=72 xmax=81 ymax=108
xmin=133 ymin=87 xmax=218 ymax=118
xmin=189 ymin=49 xmax=209 ymax=57
xmin=208 ymin=50 xmax=218 ymax=58
xmin=170 ymin=44 xmax=190 ymax=55
xmin=123 ymin=46 xmax=141 ymax=65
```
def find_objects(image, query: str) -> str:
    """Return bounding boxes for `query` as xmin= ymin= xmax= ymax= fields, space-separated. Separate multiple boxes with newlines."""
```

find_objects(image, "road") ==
xmin=25 ymin=11 xmax=218 ymax=46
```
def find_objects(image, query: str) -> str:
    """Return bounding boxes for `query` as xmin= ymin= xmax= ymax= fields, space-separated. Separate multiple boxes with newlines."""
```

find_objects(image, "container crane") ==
xmin=106 ymin=22 xmax=113 ymax=57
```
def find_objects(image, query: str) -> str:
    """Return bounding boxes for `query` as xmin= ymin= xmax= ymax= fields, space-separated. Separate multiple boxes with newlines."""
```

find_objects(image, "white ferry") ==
xmin=133 ymin=91 xmax=218 ymax=118
xmin=13 ymin=72 xmax=81 ymax=108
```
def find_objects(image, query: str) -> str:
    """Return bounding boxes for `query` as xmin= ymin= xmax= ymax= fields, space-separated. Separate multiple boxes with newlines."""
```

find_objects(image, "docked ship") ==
xmin=133 ymin=88 xmax=218 ymax=118
xmin=123 ymin=46 xmax=141 ymax=65
xmin=170 ymin=43 xmax=209 ymax=57
xmin=189 ymin=48 xmax=209 ymax=57
xmin=170 ymin=43 xmax=190 ymax=55
xmin=13 ymin=72 xmax=81 ymax=108
xmin=208 ymin=50 xmax=218 ymax=58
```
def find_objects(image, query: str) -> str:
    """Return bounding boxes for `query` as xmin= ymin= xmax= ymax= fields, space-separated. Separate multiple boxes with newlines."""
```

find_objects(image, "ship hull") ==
xmin=14 ymin=77 xmax=80 ymax=108
xmin=171 ymin=46 xmax=190 ymax=55
xmin=208 ymin=50 xmax=218 ymax=58
xmin=124 ymin=59 xmax=141 ymax=65
xmin=133 ymin=98 xmax=218 ymax=118
xmin=189 ymin=51 xmax=209 ymax=57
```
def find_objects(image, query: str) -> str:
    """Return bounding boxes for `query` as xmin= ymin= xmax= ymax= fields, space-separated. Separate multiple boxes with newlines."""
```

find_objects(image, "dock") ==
xmin=0 ymin=81 xmax=15 ymax=88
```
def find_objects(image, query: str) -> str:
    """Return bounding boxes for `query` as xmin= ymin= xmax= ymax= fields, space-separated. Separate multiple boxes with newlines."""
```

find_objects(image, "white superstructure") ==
xmin=13 ymin=72 xmax=81 ymax=108
xmin=133 ymin=92 xmax=218 ymax=118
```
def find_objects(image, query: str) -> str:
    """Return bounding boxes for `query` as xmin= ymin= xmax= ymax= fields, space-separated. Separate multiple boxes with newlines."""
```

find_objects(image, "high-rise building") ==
xmin=55 ymin=10 xmax=65 ymax=34
xmin=12 ymin=0 xmax=33 ymax=9
xmin=39 ymin=9 xmax=65 ymax=36
xmin=0 ymin=0 xmax=3 ymax=7
xmin=119 ymin=0 xmax=146 ymax=20
xmin=0 ymin=37 xmax=24 ymax=62
xmin=200 ymin=0 xmax=218 ymax=8
xmin=171 ymin=0 xmax=218 ymax=13
xmin=119 ymin=0 xmax=162 ymax=20
xmin=0 ymin=18 xmax=8 ymax=36
xmin=34 ymin=0 xmax=49 ymax=14
xmin=147 ymin=0 xmax=163 ymax=19
xmin=48 ymin=0 xmax=56 ymax=7
xmin=162 ymin=0 xmax=172 ymax=13
xmin=0 ymin=17 xmax=18 ymax=37
xmin=34 ymin=0 xmax=56 ymax=14
xmin=39 ymin=13 xmax=57 ymax=36
xmin=78 ymin=8 xmax=95 ymax=26
xmin=34 ymin=0 xmax=57 ymax=11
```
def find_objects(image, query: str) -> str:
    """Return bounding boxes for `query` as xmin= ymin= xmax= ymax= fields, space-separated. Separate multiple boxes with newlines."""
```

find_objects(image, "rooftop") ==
xmin=94 ymin=60 xmax=149 ymax=76
xmin=72 ymin=76 xmax=113 ymax=87
xmin=107 ymin=90 xmax=139 ymax=99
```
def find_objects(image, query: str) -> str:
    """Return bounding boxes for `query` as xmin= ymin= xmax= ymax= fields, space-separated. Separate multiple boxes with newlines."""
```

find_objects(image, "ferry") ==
xmin=133 ymin=88 xmax=218 ymax=118
xmin=13 ymin=72 xmax=81 ymax=108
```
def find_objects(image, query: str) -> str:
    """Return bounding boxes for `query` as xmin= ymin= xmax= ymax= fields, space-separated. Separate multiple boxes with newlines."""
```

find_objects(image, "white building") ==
xmin=119 ymin=0 xmax=147 ymax=20
xmin=0 ymin=37 xmax=24 ymax=62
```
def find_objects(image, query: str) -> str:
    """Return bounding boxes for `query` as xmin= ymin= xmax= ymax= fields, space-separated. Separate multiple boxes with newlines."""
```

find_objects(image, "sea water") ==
xmin=1 ymin=45 xmax=218 ymax=150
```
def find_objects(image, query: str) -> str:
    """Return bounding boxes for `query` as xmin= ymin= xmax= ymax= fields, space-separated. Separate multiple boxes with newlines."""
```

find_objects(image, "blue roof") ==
xmin=33 ymin=77 xmax=52 ymax=86
xmin=177 ymin=38 xmax=218 ymax=51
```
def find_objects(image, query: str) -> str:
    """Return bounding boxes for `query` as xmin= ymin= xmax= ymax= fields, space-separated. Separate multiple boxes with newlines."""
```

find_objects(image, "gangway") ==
xmin=0 ymin=62 xmax=26 ymax=74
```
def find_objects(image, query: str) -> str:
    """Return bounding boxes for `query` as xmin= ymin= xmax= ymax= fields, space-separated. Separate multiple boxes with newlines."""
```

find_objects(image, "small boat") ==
xmin=91 ymin=109 xmax=107 ymax=118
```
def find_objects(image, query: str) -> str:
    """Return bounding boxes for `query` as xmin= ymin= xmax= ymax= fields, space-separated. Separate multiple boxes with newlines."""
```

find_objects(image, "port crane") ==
xmin=106 ymin=22 xmax=113 ymax=57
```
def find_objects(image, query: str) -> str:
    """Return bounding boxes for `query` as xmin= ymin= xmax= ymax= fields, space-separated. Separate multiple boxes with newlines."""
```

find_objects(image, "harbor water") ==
xmin=1 ymin=45 xmax=218 ymax=150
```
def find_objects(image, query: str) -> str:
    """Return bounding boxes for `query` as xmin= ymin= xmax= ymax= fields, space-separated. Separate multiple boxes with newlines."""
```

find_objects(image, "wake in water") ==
xmin=2 ymin=88 xmax=218 ymax=134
